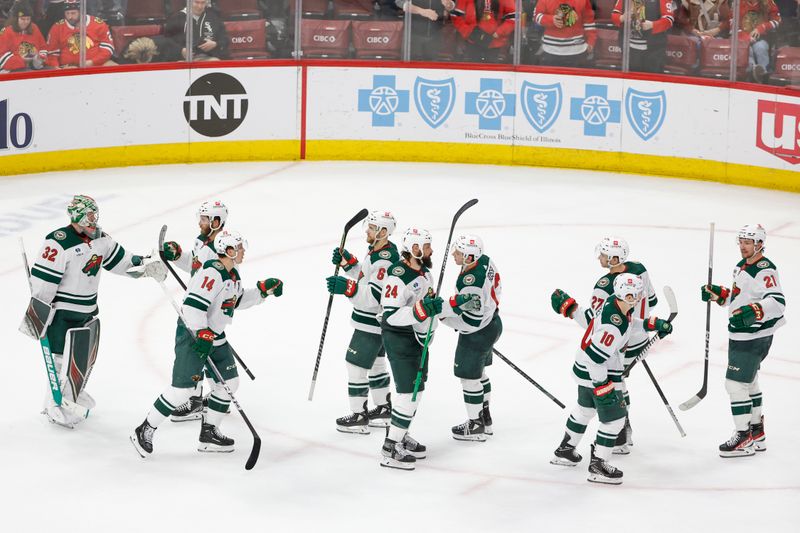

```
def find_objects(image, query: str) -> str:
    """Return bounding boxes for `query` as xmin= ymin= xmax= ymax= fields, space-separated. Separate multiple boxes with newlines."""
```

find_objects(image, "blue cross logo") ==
xmin=569 ymin=84 xmax=621 ymax=137
xmin=465 ymin=78 xmax=515 ymax=131
xmin=358 ymin=75 xmax=409 ymax=127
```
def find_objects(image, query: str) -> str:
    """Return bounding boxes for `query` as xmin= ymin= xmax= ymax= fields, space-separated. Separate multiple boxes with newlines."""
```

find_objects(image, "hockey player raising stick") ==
xmin=549 ymin=274 xmax=672 ymax=484
xmin=20 ymin=195 xmax=166 ymax=428
xmin=379 ymin=228 xmax=443 ymax=470
xmin=326 ymin=210 xmax=399 ymax=434
xmin=701 ymin=224 xmax=785 ymax=457
xmin=159 ymin=199 xmax=229 ymax=422
xmin=438 ymin=235 xmax=502 ymax=442
xmin=550 ymin=236 xmax=657 ymax=454
xmin=130 ymin=230 xmax=283 ymax=457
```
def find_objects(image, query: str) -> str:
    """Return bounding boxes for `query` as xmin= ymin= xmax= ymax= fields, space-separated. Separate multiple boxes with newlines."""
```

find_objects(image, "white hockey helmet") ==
xmin=363 ymin=210 xmax=396 ymax=236
xmin=613 ymin=273 xmax=644 ymax=302
xmin=452 ymin=234 xmax=483 ymax=263
xmin=213 ymin=230 xmax=248 ymax=257
xmin=736 ymin=224 xmax=766 ymax=248
xmin=402 ymin=227 xmax=432 ymax=258
xmin=595 ymin=236 xmax=629 ymax=263
xmin=197 ymin=200 xmax=229 ymax=228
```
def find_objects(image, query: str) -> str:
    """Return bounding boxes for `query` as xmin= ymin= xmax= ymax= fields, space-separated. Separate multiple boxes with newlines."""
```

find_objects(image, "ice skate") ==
xmin=750 ymin=416 xmax=766 ymax=452
xmin=551 ymin=433 xmax=582 ymax=466
xmin=719 ymin=429 xmax=755 ymax=458
xmin=336 ymin=401 xmax=370 ymax=434
xmin=130 ymin=419 xmax=156 ymax=458
xmin=367 ymin=401 xmax=391 ymax=428
xmin=379 ymin=438 xmax=416 ymax=470
xmin=401 ymin=434 xmax=427 ymax=459
xmin=452 ymin=418 xmax=487 ymax=442
xmin=587 ymin=444 xmax=623 ymax=485
xmin=198 ymin=420 xmax=235 ymax=453
xmin=170 ymin=395 xmax=205 ymax=422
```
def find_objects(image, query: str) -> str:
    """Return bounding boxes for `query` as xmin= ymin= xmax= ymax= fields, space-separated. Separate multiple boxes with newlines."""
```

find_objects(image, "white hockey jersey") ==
xmin=722 ymin=256 xmax=785 ymax=341
xmin=173 ymin=233 xmax=217 ymax=277
xmin=440 ymin=254 xmax=502 ymax=334
xmin=342 ymin=241 xmax=400 ymax=335
xmin=182 ymin=260 xmax=264 ymax=346
xmin=381 ymin=260 xmax=438 ymax=346
xmin=30 ymin=225 xmax=141 ymax=314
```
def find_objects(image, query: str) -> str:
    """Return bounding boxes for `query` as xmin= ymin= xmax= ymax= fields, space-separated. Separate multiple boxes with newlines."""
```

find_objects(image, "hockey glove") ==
xmin=449 ymin=294 xmax=481 ymax=315
xmin=413 ymin=296 xmax=444 ymax=322
xmin=126 ymin=256 xmax=167 ymax=282
xmin=331 ymin=248 xmax=358 ymax=270
xmin=729 ymin=303 xmax=763 ymax=329
xmin=258 ymin=278 xmax=284 ymax=297
xmin=162 ymin=241 xmax=182 ymax=261
xmin=701 ymin=284 xmax=729 ymax=305
xmin=193 ymin=329 xmax=216 ymax=359
xmin=644 ymin=316 xmax=673 ymax=338
xmin=551 ymin=289 xmax=577 ymax=318
xmin=592 ymin=380 xmax=618 ymax=407
xmin=468 ymin=27 xmax=492 ymax=49
xmin=326 ymin=275 xmax=357 ymax=297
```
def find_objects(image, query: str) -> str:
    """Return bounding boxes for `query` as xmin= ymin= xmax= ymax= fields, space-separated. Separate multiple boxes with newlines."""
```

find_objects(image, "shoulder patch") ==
xmin=610 ymin=314 xmax=623 ymax=326
xmin=597 ymin=278 xmax=609 ymax=288
xmin=212 ymin=261 xmax=224 ymax=271
xmin=757 ymin=260 xmax=769 ymax=269
xmin=379 ymin=250 xmax=391 ymax=260
xmin=463 ymin=274 xmax=476 ymax=285
xmin=53 ymin=230 xmax=67 ymax=241
xmin=391 ymin=266 xmax=405 ymax=276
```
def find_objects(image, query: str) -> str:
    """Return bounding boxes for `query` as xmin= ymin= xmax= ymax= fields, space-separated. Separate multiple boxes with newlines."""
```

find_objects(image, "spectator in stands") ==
xmin=677 ymin=0 xmax=730 ymax=39
xmin=612 ymin=0 xmax=674 ymax=72
xmin=87 ymin=0 xmax=126 ymax=26
xmin=120 ymin=35 xmax=183 ymax=63
xmin=46 ymin=0 xmax=116 ymax=67
xmin=738 ymin=0 xmax=781 ymax=82
xmin=774 ymin=0 xmax=798 ymax=45
xmin=41 ymin=0 xmax=65 ymax=37
xmin=533 ymin=0 xmax=596 ymax=67
xmin=0 ymin=0 xmax=47 ymax=72
xmin=166 ymin=0 xmax=229 ymax=61
xmin=396 ymin=0 xmax=456 ymax=60
xmin=451 ymin=0 xmax=516 ymax=62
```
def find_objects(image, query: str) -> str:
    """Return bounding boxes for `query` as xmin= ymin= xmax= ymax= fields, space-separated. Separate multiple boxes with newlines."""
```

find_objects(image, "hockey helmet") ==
xmin=595 ymin=236 xmax=629 ymax=263
xmin=67 ymin=194 xmax=99 ymax=228
xmin=197 ymin=200 xmax=229 ymax=228
xmin=402 ymin=227 xmax=432 ymax=258
xmin=363 ymin=210 xmax=396 ymax=237
xmin=452 ymin=234 xmax=483 ymax=263
xmin=736 ymin=224 xmax=766 ymax=248
xmin=213 ymin=230 xmax=248 ymax=257
xmin=613 ymin=273 xmax=644 ymax=303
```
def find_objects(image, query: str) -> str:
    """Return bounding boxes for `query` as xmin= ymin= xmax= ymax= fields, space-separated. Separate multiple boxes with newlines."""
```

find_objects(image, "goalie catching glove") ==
xmin=327 ymin=275 xmax=357 ymax=297
xmin=257 ymin=278 xmax=284 ymax=298
xmin=551 ymin=289 xmax=577 ymax=318
xmin=126 ymin=255 xmax=168 ymax=282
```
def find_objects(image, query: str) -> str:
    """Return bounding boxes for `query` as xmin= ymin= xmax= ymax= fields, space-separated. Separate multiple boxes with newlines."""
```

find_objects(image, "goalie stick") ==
xmin=680 ymin=222 xmax=715 ymax=411
xmin=158 ymin=225 xmax=255 ymax=381
xmin=308 ymin=208 xmax=369 ymax=401
xmin=156 ymin=278 xmax=261 ymax=471
xmin=412 ymin=199 xmax=479 ymax=401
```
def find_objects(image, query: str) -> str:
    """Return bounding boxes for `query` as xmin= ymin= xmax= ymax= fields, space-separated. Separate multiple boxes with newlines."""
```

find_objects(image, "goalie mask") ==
xmin=452 ymin=234 xmax=483 ymax=264
xmin=67 ymin=195 xmax=99 ymax=229
xmin=363 ymin=210 xmax=396 ymax=237
xmin=214 ymin=230 xmax=248 ymax=258
xmin=736 ymin=224 xmax=766 ymax=251
xmin=613 ymin=273 xmax=644 ymax=303
xmin=595 ymin=236 xmax=629 ymax=264
xmin=402 ymin=227 xmax=432 ymax=259
xmin=198 ymin=200 xmax=229 ymax=229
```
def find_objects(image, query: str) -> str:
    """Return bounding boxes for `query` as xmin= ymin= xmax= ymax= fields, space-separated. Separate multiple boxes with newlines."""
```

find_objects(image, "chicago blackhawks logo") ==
xmin=67 ymin=34 xmax=94 ymax=55
xmin=82 ymin=254 xmax=103 ymax=276
xmin=18 ymin=42 xmax=37 ymax=58
xmin=557 ymin=4 xmax=578 ymax=27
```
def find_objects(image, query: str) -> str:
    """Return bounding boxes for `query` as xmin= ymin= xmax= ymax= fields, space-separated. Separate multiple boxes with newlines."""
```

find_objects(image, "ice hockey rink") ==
xmin=2 ymin=160 xmax=798 ymax=532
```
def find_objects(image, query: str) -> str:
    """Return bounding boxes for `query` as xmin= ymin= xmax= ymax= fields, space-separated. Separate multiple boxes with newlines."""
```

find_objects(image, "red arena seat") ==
xmin=224 ymin=19 xmax=270 ymax=59
xmin=215 ymin=0 xmax=263 ymax=20
xmin=698 ymin=37 xmax=748 ymax=79
xmin=593 ymin=27 xmax=622 ymax=70
xmin=333 ymin=0 xmax=375 ymax=20
xmin=770 ymin=47 xmax=800 ymax=86
xmin=664 ymin=33 xmax=700 ymax=76
xmin=126 ymin=0 xmax=167 ymax=25
xmin=111 ymin=24 xmax=163 ymax=55
xmin=301 ymin=19 xmax=351 ymax=58
xmin=289 ymin=0 xmax=330 ymax=19
xmin=351 ymin=20 xmax=402 ymax=59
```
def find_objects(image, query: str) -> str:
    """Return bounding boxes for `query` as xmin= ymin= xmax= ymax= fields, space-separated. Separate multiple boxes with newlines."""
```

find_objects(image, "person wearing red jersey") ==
xmin=736 ymin=0 xmax=781 ymax=82
xmin=0 ymin=1 xmax=47 ymax=72
xmin=533 ymin=0 xmax=597 ymax=67
xmin=46 ymin=0 xmax=115 ymax=68
xmin=451 ymin=0 xmax=517 ymax=62
xmin=612 ymin=0 xmax=674 ymax=72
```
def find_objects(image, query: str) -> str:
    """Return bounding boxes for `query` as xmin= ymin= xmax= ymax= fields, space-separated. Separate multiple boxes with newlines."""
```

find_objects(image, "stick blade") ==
xmin=679 ymin=393 xmax=705 ymax=411
xmin=245 ymin=436 xmax=262 ymax=470
xmin=663 ymin=285 xmax=678 ymax=321
xmin=345 ymin=208 xmax=369 ymax=232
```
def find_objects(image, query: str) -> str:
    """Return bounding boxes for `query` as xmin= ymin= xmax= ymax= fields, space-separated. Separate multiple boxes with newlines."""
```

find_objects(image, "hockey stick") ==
xmin=19 ymin=237 xmax=89 ymax=421
xmin=308 ymin=208 xmax=369 ymax=401
xmin=622 ymin=285 xmax=678 ymax=377
xmin=680 ymin=222 xmax=715 ymax=411
xmin=158 ymin=225 xmax=255 ymax=381
xmin=492 ymin=348 xmax=565 ymax=408
xmin=156 ymin=279 xmax=261 ymax=471
xmin=641 ymin=359 xmax=686 ymax=437
xmin=412 ymin=199 xmax=479 ymax=401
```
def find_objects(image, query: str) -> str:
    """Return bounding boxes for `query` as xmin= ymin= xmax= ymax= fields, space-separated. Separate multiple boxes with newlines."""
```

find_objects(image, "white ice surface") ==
xmin=1 ymin=161 xmax=798 ymax=532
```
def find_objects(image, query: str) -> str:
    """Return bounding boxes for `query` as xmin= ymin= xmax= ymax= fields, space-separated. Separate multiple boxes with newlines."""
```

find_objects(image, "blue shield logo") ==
xmin=625 ymin=89 xmax=666 ymax=141
xmin=414 ymin=77 xmax=456 ymax=129
xmin=521 ymin=82 xmax=562 ymax=134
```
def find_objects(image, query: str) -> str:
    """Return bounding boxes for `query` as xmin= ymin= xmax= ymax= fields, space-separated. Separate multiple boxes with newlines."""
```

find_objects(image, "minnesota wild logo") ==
xmin=221 ymin=296 xmax=237 ymax=317
xmin=82 ymin=254 xmax=103 ymax=276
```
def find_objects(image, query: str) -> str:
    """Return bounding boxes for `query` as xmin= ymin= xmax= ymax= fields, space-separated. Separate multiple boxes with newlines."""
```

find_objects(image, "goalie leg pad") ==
xmin=19 ymin=297 xmax=54 ymax=340
xmin=63 ymin=318 xmax=101 ymax=405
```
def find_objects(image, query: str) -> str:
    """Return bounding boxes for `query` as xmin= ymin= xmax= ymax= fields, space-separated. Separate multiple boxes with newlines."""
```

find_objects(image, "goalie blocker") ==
xmin=19 ymin=297 xmax=54 ymax=340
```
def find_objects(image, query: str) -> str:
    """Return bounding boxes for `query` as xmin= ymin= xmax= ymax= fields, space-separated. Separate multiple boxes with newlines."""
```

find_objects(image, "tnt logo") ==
xmin=756 ymin=100 xmax=800 ymax=164
xmin=183 ymin=73 xmax=249 ymax=138
xmin=0 ymin=99 xmax=33 ymax=150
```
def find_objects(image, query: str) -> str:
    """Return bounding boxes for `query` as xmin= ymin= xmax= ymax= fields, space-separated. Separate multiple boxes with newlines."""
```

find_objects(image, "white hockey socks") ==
xmin=461 ymin=378 xmax=484 ymax=419
xmin=205 ymin=377 xmax=239 ymax=427
xmin=748 ymin=375 xmax=763 ymax=425
xmin=595 ymin=417 xmax=626 ymax=459
xmin=346 ymin=362 xmax=369 ymax=413
xmin=480 ymin=371 xmax=491 ymax=404
xmin=388 ymin=392 xmax=422 ymax=442
xmin=565 ymin=404 xmax=596 ymax=447
xmin=725 ymin=379 xmax=752 ymax=431
xmin=368 ymin=357 xmax=391 ymax=407
xmin=148 ymin=386 xmax=194 ymax=428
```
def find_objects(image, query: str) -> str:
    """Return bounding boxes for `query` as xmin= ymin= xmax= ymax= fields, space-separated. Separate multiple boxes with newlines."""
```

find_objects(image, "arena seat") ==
xmin=593 ymin=0 xmax=617 ymax=28
xmin=289 ymin=0 xmax=330 ymax=19
xmin=663 ymin=33 xmax=700 ymax=76
xmin=125 ymin=0 xmax=167 ymax=25
xmin=593 ymin=27 xmax=621 ymax=70
xmin=333 ymin=0 xmax=375 ymax=20
xmin=111 ymin=24 xmax=164 ymax=57
xmin=770 ymin=46 xmax=800 ymax=86
xmin=216 ymin=0 xmax=263 ymax=20
xmin=224 ymin=19 xmax=270 ymax=59
xmin=301 ymin=19 xmax=351 ymax=58
xmin=351 ymin=20 xmax=402 ymax=59
xmin=698 ymin=37 xmax=748 ymax=79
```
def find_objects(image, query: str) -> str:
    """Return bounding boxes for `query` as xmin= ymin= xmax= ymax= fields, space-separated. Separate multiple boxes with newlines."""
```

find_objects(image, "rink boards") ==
xmin=0 ymin=62 xmax=797 ymax=190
